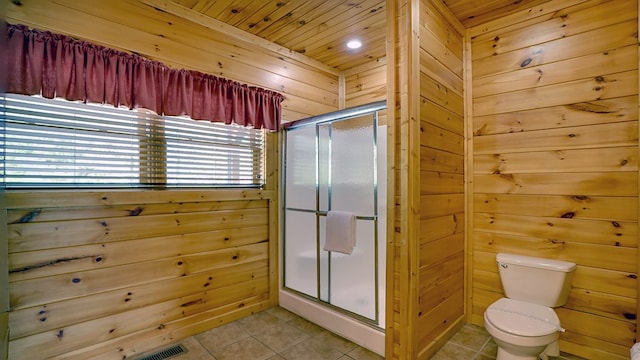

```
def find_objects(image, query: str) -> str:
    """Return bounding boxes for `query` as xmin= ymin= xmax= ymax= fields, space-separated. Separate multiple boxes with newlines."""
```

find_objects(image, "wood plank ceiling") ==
xmin=168 ymin=0 xmax=549 ymax=71
xmin=170 ymin=0 xmax=386 ymax=71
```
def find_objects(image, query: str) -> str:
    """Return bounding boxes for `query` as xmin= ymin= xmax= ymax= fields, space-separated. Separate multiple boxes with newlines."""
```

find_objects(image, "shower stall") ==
xmin=280 ymin=101 xmax=386 ymax=355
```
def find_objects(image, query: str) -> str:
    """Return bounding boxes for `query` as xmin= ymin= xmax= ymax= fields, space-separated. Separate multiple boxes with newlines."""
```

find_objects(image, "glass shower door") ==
xmin=318 ymin=115 xmax=377 ymax=321
xmin=283 ymin=102 xmax=385 ymax=326
xmin=283 ymin=125 xmax=318 ymax=299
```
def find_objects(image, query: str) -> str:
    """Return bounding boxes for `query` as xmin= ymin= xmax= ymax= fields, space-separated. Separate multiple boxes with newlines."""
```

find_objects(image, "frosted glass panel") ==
xmin=284 ymin=210 xmax=317 ymax=297
xmin=325 ymin=115 xmax=375 ymax=215
xmin=285 ymin=126 xmax=316 ymax=210
xmin=327 ymin=220 xmax=376 ymax=319
xmin=283 ymin=104 xmax=386 ymax=328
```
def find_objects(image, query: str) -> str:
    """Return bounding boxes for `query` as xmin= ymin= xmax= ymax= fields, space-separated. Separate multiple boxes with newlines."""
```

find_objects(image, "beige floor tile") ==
xmin=474 ymin=353 xmax=496 ymax=360
xmin=235 ymin=311 xmax=286 ymax=335
xmin=430 ymin=342 xmax=479 ymax=360
xmin=254 ymin=322 xmax=311 ymax=353
xmin=194 ymin=322 xmax=250 ymax=352
xmin=480 ymin=338 xmax=498 ymax=357
xmin=210 ymin=336 xmax=276 ymax=360
xmin=346 ymin=346 xmax=384 ymax=360
xmin=279 ymin=336 xmax=345 ymax=360
xmin=177 ymin=337 xmax=216 ymax=360
xmin=168 ymin=306 xmax=591 ymax=360
xmin=450 ymin=324 xmax=491 ymax=351
xmin=266 ymin=306 xmax=298 ymax=321
xmin=313 ymin=330 xmax=359 ymax=354
xmin=267 ymin=355 xmax=287 ymax=360
xmin=286 ymin=315 xmax=326 ymax=336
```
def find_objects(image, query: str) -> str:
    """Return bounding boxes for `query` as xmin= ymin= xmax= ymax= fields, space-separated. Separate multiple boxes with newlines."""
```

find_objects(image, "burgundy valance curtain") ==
xmin=4 ymin=23 xmax=285 ymax=131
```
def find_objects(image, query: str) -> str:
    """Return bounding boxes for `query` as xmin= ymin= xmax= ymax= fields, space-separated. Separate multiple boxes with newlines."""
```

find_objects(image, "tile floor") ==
xmin=142 ymin=306 xmax=586 ymax=360
xmin=429 ymin=324 xmax=586 ymax=360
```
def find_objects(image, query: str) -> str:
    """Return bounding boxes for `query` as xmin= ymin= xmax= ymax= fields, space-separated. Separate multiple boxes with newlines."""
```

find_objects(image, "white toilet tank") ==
xmin=496 ymin=253 xmax=576 ymax=307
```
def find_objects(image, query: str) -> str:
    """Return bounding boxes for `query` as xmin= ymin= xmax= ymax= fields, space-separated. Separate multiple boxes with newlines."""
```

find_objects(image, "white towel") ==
xmin=323 ymin=210 xmax=356 ymax=255
xmin=631 ymin=343 xmax=640 ymax=360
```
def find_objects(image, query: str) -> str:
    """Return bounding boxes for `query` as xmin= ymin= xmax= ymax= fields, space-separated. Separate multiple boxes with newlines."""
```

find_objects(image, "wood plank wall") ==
xmin=385 ymin=0 xmax=417 ymax=357
xmin=468 ymin=0 xmax=638 ymax=358
xmin=5 ymin=0 xmax=340 ymax=123
xmin=385 ymin=0 xmax=466 ymax=358
xmin=344 ymin=57 xmax=388 ymax=108
xmin=4 ymin=189 xmax=275 ymax=359
xmin=2 ymin=1 xmax=337 ymax=358
xmin=385 ymin=0 xmax=398 ymax=356
xmin=416 ymin=1 xmax=466 ymax=358
xmin=9 ymin=0 xmax=639 ymax=359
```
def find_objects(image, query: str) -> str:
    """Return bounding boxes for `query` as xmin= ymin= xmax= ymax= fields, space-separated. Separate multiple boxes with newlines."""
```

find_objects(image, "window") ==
xmin=0 ymin=93 xmax=265 ymax=189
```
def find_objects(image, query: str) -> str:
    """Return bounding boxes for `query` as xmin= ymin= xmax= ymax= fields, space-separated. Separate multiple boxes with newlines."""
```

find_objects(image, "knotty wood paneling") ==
xmin=473 ymin=96 xmax=638 ymax=136
xmin=344 ymin=57 xmax=387 ymax=108
xmin=176 ymin=0 xmax=387 ymax=71
xmin=385 ymin=0 xmax=419 ymax=357
xmin=467 ymin=0 xmax=639 ymax=358
xmin=6 ymin=0 xmax=640 ymax=359
xmin=3 ymin=3 xmax=310 ymax=357
xmin=473 ymin=193 xmax=638 ymax=221
xmin=416 ymin=0 xmax=465 ymax=358
xmin=4 ymin=190 xmax=275 ymax=359
xmin=473 ymin=44 xmax=638 ymax=98
xmin=473 ymin=19 xmax=638 ymax=79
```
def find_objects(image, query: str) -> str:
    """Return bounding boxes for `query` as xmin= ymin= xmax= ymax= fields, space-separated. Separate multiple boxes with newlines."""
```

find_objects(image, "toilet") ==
xmin=484 ymin=253 xmax=576 ymax=360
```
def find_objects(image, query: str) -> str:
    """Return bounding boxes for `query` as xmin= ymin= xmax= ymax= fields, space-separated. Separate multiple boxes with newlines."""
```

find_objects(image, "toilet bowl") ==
xmin=483 ymin=254 xmax=576 ymax=360
xmin=484 ymin=298 xmax=561 ymax=360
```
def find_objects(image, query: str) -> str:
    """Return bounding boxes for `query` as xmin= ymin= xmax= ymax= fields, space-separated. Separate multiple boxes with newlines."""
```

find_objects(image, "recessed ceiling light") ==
xmin=346 ymin=39 xmax=362 ymax=49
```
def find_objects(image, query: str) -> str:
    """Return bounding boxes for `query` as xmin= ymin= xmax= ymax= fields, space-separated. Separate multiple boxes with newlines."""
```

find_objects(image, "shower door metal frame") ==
xmin=282 ymin=100 xmax=386 ymax=327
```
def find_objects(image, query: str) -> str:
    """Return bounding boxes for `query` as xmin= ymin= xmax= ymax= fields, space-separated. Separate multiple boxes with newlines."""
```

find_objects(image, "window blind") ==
xmin=0 ymin=93 xmax=265 ymax=188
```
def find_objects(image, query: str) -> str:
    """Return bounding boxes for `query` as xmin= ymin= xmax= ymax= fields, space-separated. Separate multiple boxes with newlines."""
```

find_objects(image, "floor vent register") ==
xmin=134 ymin=344 xmax=188 ymax=360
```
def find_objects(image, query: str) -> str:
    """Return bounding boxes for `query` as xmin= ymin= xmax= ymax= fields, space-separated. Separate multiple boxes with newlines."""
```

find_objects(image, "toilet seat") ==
xmin=486 ymin=298 xmax=561 ymax=337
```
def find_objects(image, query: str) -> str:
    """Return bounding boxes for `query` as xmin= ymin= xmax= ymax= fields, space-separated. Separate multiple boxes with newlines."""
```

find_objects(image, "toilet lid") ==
xmin=486 ymin=298 xmax=561 ymax=337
